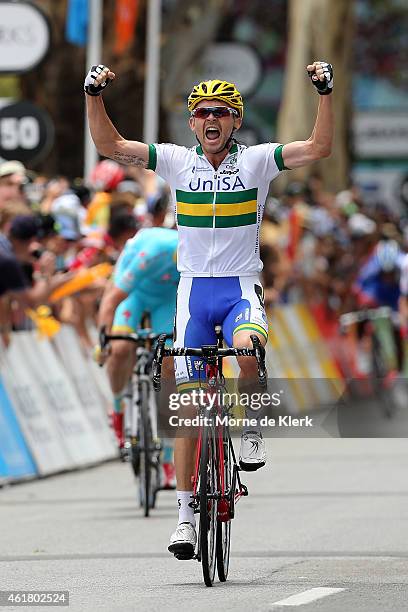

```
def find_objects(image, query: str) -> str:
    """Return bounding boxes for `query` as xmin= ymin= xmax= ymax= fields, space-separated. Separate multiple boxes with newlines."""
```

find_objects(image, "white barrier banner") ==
xmin=86 ymin=324 xmax=113 ymax=406
xmin=15 ymin=332 xmax=106 ymax=466
xmin=0 ymin=337 xmax=73 ymax=475
xmin=53 ymin=326 xmax=117 ymax=459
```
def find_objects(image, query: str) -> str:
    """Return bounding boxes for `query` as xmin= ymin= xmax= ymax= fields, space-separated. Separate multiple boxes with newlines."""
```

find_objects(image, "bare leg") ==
xmin=234 ymin=329 xmax=266 ymax=392
xmin=234 ymin=330 xmax=268 ymax=470
xmin=107 ymin=339 xmax=135 ymax=395
xmin=174 ymin=435 xmax=197 ymax=490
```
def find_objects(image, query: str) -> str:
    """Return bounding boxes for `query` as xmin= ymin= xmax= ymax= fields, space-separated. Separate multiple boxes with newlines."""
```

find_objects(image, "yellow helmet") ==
xmin=187 ymin=79 xmax=244 ymax=118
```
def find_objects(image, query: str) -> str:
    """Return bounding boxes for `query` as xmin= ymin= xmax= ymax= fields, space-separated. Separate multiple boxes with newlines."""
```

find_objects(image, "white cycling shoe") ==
xmin=168 ymin=522 xmax=197 ymax=559
xmin=239 ymin=431 xmax=266 ymax=471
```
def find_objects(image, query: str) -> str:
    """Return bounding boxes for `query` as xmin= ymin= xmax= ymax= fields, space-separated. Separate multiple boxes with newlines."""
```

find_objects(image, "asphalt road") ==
xmin=1 ymin=436 xmax=408 ymax=611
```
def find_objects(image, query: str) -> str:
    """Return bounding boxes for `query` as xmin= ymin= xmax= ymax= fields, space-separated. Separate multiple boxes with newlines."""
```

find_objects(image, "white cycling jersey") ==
xmin=147 ymin=141 xmax=286 ymax=277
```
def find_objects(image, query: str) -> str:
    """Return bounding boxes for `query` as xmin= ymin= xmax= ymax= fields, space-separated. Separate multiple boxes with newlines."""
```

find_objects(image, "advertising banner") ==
xmin=0 ymin=376 xmax=37 ymax=481
xmin=0 ymin=1 xmax=51 ymax=73
xmin=86 ymin=324 xmax=115 ymax=407
xmin=0 ymin=338 xmax=73 ymax=475
xmin=15 ymin=332 xmax=107 ymax=465
xmin=53 ymin=326 xmax=117 ymax=459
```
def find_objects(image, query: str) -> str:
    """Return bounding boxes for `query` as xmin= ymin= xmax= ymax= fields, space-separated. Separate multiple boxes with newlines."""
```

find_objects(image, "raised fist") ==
xmin=84 ymin=65 xmax=115 ymax=96
xmin=307 ymin=61 xmax=333 ymax=95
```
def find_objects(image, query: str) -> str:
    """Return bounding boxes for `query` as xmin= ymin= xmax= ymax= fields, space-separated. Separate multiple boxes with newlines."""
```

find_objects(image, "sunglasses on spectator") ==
xmin=191 ymin=106 xmax=239 ymax=119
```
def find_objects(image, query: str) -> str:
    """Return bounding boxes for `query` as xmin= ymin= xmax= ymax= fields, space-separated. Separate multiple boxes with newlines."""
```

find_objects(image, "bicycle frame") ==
xmin=100 ymin=328 xmax=173 ymax=514
xmin=101 ymin=328 xmax=173 ymax=443
xmin=125 ymin=347 xmax=159 ymax=443
xmin=153 ymin=329 xmax=266 ymax=584
xmin=190 ymin=364 xmax=248 ymax=520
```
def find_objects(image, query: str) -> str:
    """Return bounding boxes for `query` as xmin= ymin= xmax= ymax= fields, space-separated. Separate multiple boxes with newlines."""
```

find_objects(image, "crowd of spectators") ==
xmin=1 ymin=156 xmax=406 ymax=351
xmin=0 ymin=158 xmax=173 ymax=349
xmin=260 ymin=175 xmax=407 ymax=320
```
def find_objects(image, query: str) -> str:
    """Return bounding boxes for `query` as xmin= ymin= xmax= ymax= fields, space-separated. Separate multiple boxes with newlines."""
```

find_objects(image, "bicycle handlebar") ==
xmin=339 ymin=306 xmax=392 ymax=329
xmin=99 ymin=326 xmax=173 ymax=349
xmin=152 ymin=334 xmax=267 ymax=391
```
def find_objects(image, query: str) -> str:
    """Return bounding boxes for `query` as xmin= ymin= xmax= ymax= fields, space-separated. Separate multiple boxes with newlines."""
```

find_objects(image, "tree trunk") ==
xmin=19 ymin=0 xmax=147 ymax=178
xmin=161 ymin=0 xmax=231 ymax=111
xmin=276 ymin=0 xmax=353 ymax=192
xmin=18 ymin=0 xmax=229 ymax=177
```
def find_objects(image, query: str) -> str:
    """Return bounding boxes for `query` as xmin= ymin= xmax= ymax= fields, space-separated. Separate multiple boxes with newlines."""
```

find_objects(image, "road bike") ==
xmin=100 ymin=325 xmax=173 ymax=516
xmin=152 ymin=326 xmax=267 ymax=586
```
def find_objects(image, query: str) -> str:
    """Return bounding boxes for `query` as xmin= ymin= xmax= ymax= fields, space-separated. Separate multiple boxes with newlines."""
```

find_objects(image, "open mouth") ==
xmin=205 ymin=127 xmax=221 ymax=141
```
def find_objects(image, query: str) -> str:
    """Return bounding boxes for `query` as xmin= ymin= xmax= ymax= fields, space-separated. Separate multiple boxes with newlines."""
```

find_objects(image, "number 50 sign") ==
xmin=0 ymin=101 xmax=54 ymax=164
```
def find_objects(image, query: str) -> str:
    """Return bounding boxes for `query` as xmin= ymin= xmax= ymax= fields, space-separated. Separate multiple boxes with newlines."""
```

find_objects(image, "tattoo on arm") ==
xmin=113 ymin=151 xmax=147 ymax=167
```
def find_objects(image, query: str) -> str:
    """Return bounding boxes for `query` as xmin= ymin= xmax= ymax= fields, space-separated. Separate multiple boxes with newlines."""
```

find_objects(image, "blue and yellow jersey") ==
xmin=114 ymin=227 xmax=179 ymax=297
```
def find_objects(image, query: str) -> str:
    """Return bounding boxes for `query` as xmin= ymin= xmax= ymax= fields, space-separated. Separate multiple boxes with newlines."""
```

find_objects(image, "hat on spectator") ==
xmin=51 ymin=191 xmax=82 ymax=218
xmin=117 ymin=180 xmax=142 ymax=197
xmin=55 ymin=214 xmax=81 ymax=241
xmin=89 ymin=160 xmax=125 ymax=192
xmin=9 ymin=215 xmax=40 ymax=240
xmin=381 ymin=222 xmax=400 ymax=240
xmin=348 ymin=213 xmax=376 ymax=237
xmin=335 ymin=190 xmax=359 ymax=217
xmin=0 ymin=160 xmax=26 ymax=178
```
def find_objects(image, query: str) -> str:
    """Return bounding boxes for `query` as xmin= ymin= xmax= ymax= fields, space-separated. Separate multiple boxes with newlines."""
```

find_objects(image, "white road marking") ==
xmin=271 ymin=587 xmax=345 ymax=607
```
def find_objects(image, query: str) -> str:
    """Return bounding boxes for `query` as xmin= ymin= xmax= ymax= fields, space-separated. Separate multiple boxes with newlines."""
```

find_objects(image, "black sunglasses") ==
xmin=191 ymin=106 xmax=239 ymax=119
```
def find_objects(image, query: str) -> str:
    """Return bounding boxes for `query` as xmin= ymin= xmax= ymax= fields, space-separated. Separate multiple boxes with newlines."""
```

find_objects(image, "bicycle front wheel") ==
xmin=216 ymin=435 xmax=232 ymax=582
xmin=138 ymin=380 xmax=155 ymax=517
xmin=199 ymin=423 xmax=217 ymax=587
xmin=371 ymin=336 xmax=396 ymax=419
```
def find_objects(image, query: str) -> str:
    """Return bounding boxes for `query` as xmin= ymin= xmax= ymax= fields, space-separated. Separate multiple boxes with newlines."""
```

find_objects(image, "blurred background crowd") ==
xmin=1 ymin=153 xmax=407 ymax=348
xmin=260 ymin=176 xmax=407 ymax=313
xmin=0 ymin=158 xmax=173 ymax=347
xmin=1 ymin=0 xmax=408 ymax=352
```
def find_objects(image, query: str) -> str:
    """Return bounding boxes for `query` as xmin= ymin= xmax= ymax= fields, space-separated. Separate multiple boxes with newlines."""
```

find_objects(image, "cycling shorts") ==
xmin=112 ymin=288 xmax=176 ymax=335
xmin=173 ymin=276 xmax=268 ymax=391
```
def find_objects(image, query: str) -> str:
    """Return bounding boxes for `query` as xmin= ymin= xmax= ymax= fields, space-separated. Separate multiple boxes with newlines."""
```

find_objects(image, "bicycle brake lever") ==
xmin=257 ymin=362 xmax=267 ymax=388
xmin=99 ymin=324 xmax=107 ymax=349
xmin=152 ymin=333 xmax=167 ymax=392
xmin=250 ymin=335 xmax=267 ymax=387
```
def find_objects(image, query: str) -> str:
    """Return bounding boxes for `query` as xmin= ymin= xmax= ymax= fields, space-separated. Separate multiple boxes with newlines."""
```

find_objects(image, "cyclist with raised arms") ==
xmin=85 ymin=60 xmax=334 ymax=557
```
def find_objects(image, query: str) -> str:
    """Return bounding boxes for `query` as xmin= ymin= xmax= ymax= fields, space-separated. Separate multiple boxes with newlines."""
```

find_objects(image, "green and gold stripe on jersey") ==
xmin=176 ymin=188 xmax=258 ymax=228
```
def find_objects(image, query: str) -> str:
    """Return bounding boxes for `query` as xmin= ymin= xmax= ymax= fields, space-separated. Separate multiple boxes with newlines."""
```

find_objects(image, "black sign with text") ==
xmin=0 ymin=101 xmax=54 ymax=164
